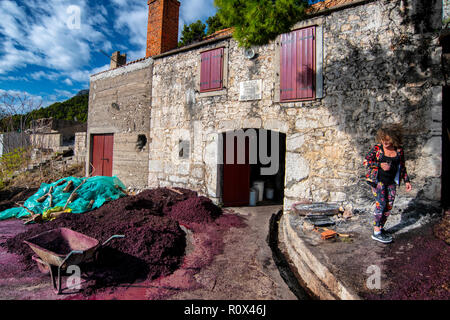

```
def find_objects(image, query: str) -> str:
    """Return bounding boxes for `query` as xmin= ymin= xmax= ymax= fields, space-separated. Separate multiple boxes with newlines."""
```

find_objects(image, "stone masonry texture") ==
xmin=88 ymin=0 xmax=444 ymax=213
xmin=147 ymin=0 xmax=443 ymax=212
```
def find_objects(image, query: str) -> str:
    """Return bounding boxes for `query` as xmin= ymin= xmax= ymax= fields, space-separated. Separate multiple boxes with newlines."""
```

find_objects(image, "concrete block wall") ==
xmin=87 ymin=58 xmax=153 ymax=187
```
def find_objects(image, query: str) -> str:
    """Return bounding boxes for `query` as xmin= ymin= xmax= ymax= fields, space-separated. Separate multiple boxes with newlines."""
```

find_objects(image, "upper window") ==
xmin=200 ymin=47 xmax=224 ymax=93
xmin=280 ymin=26 xmax=316 ymax=102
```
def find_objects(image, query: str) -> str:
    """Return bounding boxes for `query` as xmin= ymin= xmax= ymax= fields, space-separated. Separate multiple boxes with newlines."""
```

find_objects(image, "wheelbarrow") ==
xmin=23 ymin=228 xmax=124 ymax=294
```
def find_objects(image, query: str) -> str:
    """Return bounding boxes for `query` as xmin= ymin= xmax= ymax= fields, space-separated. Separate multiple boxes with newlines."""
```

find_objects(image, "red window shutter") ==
xmin=280 ymin=32 xmax=295 ymax=101
xmin=210 ymin=47 xmax=224 ymax=90
xmin=200 ymin=51 xmax=211 ymax=92
xmin=297 ymin=26 xmax=315 ymax=99
xmin=200 ymin=47 xmax=223 ymax=92
xmin=280 ymin=26 xmax=315 ymax=101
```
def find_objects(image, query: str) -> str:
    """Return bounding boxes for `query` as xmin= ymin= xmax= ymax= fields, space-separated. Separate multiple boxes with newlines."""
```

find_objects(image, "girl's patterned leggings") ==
xmin=371 ymin=182 xmax=397 ymax=228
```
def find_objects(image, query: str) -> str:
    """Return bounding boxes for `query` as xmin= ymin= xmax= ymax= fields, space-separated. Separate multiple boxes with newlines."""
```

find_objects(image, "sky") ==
xmin=0 ymin=0 xmax=323 ymax=109
xmin=0 ymin=0 xmax=218 ymax=108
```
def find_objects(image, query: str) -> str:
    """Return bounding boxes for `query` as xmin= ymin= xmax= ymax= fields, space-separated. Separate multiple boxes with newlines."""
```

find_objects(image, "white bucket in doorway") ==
xmin=249 ymin=188 xmax=258 ymax=206
xmin=253 ymin=181 xmax=264 ymax=202
xmin=265 ymin=188 xmax=274 ymax=200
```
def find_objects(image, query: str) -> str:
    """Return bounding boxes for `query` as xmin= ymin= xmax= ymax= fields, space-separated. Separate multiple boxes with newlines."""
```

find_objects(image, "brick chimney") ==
xmin=110 ymin=51 xmax=127 ymax=69
xmin=146 ymin=0 xmax=180 ymax=57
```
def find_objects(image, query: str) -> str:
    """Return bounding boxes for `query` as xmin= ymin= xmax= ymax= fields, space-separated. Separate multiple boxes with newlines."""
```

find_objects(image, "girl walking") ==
xmin=363 ymin=125 xmax=412 ymax=243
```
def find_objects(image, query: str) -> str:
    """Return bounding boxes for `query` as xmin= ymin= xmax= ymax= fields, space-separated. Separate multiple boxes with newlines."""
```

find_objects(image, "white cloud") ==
xmin=179 ymin=0 xmax=216 ymax=24
xmin=30 ymin=71 xmax=60 ymax=81
xmin=63 ymin=78 xmax=73 ymax=86
xmin=111 ymin=0 xmax=148 ymax=60
xmin=54 ymin=89 xmax=73 ymax=98
xmin=0 ymin=89 xmax=44 ymax=112
xmin=67 ymin=63 xmax=109 ymax=84
xmin=0 ymin=75 xmax=28 ymax=82
xmin=0 ymin=0 xmax=218 ymax=89
xmin=0 ymin=0 xmax=111 ymax=74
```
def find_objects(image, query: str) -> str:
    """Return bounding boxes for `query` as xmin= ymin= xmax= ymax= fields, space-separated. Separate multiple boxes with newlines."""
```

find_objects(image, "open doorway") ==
xmin=221 ymin=129 xmax=286 ymax=207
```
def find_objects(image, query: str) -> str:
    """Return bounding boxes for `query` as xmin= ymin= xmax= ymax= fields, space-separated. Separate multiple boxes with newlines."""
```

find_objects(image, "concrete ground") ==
xmin=170 ymin=206 xmax=299 ymax=300
xmin=282 ymin=207 xmax=449 ymax=300
xmin=0 ymin=205 xmax=301 ymax=300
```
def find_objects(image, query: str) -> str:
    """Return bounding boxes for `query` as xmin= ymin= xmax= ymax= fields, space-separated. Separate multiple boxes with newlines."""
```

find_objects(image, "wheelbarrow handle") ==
xmin=101 ymin=235 xmax=125 ymax=247
xmin=59 ymin=250 xmax=84 ymax=268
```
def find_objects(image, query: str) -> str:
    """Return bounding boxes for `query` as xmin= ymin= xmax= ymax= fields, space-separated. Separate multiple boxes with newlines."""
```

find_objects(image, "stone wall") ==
xmin=0 ymin=132 xmax=30 ymax=156
xmin=444 ymin=0 xmax=450 ymax=22
xmin=29 ymin=133 xmax=62 ymax=150
xmin=87 ymin=58 xmax=153 ymax=187
xmin=74 ymin=132 xmax=86 ymax=164
xmin=148 ymin=0 xmax=443 ymax=211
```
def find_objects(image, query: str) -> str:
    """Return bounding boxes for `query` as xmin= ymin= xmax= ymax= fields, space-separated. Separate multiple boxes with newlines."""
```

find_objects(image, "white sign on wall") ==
xmin=239 ymin=79 xmax=262 ymax=101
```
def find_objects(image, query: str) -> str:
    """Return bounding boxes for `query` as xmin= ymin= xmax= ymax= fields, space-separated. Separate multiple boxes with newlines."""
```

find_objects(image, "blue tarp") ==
xmin=0 ymin=176 xmax=127 ymax=221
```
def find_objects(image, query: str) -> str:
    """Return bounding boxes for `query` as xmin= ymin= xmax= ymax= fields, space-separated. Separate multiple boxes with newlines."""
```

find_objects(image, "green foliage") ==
xmin=214 ymin=0 xmax=310 ymax=48
xmin=206 ymin=13 xmax=229 ymax=36
xmin=0 ymin=93 xmax=88 ymax=132
xmin=178 ymin=14 xmax=231 ymax=47
xmin=0 ymin=147 xmax=28 ymax=188
xmin=444 ymin=17 xmax=450 ymax=27
xmin=178 ymin=20 xmax=207 ymax=47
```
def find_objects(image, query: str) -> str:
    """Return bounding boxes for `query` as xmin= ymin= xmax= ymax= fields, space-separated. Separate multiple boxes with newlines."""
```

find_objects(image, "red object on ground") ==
xmin=362 ymin=225 xmax=450 ymax=300
xmin=3 ymin=187 xmax=232 ymax=296
xmin=168 ymin=196 xmax=222 ymax=226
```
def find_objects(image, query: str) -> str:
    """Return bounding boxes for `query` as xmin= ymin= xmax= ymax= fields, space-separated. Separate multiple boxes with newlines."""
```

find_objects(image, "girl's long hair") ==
xmin=376 ymin=124 xmax=403 ymax=148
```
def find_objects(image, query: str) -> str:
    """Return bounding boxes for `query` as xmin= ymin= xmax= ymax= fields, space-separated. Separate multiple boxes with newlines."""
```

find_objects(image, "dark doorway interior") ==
xmin=221 ymin=129 xmax=286 ymax=207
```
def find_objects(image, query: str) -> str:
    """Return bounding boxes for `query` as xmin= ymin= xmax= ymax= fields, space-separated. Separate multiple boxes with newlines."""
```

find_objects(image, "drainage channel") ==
xmin=267 ymin=210 xmax=313 ymax=300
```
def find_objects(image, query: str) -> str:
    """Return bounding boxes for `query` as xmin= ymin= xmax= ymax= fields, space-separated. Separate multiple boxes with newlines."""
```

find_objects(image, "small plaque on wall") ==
xmin=239 ymin=80 xmax=262 ymax=101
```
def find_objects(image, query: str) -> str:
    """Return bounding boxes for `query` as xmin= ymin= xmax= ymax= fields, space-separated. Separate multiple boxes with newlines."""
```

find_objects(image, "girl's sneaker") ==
xmin=372 ymin=232 xmax=393 ymax=244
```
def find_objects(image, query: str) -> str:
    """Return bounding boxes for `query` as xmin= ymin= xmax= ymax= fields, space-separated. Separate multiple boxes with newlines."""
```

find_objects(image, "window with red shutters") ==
xmin=200 ymin=47 xmax=224 ymax=92
xmin=280 ymin=26 xmax=316 ymax=102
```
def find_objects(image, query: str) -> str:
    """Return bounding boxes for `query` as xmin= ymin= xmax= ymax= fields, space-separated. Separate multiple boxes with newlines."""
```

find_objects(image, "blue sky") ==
xmin=0 ymin=0 xmax=323 ymax=109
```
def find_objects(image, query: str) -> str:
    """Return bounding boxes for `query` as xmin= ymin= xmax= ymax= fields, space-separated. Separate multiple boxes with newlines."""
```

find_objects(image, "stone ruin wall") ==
xmin=444 ymin=0 xmax=450 ymax=23
xmin=87 ymin=59 xmax=153 ymax=187
xmin=148 ymin=0 xmax=443 ymax=213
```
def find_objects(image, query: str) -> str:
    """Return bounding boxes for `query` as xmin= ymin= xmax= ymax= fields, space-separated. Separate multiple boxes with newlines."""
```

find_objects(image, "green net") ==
xmin=0 ymin=176 xmax=127 ymax=221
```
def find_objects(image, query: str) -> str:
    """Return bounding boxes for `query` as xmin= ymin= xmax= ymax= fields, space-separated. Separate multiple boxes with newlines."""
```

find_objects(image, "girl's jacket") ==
xmin=363 ymin=143 xmax=410 ymax=187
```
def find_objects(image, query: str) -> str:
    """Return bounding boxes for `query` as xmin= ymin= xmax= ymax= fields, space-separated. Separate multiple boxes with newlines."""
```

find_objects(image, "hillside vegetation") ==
xmin=0 ymin=92 xmax=89 ymax=132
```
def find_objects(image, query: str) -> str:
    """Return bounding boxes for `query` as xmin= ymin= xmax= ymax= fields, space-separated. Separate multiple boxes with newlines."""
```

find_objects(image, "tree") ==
xmin=178 ymin=20 xmax=207 ymax=47
xmin=214 ymin=0 xmax=310 ymax=48
xmin=206 ymin=13 xmax=229 ymax=36
xmin=0 ymin=92 xmax=41 ymax=169
xmin=0 ymin=91 xmax=41 ymax=136
xmin=0 ymin=92 xmax=89 ymax=133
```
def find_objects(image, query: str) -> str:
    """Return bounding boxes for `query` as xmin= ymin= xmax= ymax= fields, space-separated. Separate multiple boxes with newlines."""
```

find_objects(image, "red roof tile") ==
xmin=307 ymin=0 xmax=362 ymax=14
xmin=202 ymin=27 xmax=234 ymax=41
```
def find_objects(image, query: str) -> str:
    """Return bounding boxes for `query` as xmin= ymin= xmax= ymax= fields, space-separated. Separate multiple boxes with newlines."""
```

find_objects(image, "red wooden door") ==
xmin=222 ymin=133 xmax=250 ymax=207
xmin=91 ymin=134 xmax=113 ymax=177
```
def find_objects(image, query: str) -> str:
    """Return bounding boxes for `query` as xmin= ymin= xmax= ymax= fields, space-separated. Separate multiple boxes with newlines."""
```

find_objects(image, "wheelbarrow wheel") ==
xmin=36 ymin=260 xmax=50 ymax=274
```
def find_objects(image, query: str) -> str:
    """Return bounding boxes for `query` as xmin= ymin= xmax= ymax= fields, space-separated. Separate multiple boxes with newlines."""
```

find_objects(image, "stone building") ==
xmin=87 ymin=0 xmax=445 ymax=212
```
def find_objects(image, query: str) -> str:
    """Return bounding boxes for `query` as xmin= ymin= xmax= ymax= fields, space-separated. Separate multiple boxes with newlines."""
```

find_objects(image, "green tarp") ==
xmin=0 ymin=176 xmax=127 ymax=221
